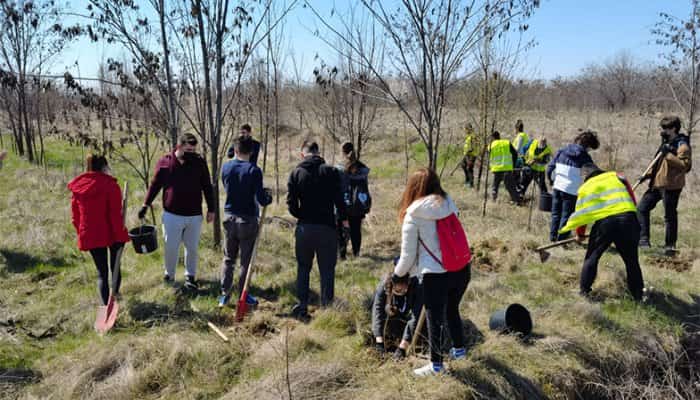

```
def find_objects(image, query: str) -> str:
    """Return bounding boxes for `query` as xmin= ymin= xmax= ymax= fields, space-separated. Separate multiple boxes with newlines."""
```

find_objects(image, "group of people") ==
xmin=459 ymin=120 xmax=553 ymax=205
xmin=67 ymin=124 xmax=372 ymax=316
xmin=66 ymin=115 xmax=691 ymax=378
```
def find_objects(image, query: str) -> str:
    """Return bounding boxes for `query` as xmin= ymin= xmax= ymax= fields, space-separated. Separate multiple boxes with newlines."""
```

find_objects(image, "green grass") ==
xmin=1 ymin=129 xmax=699 ymax=400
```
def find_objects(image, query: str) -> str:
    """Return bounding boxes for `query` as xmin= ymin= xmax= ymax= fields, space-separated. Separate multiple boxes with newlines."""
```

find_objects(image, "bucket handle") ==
xmin=139 ymin=218 xmax=146 ymax=235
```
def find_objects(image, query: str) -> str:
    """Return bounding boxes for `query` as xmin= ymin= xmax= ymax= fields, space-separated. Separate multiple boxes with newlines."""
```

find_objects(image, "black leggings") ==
xmin=89 ymin=243 xmax=125 ymax=305
xmin=422 ymin=266 xmax=471 ymax=363
xmin=338 ymin=216 xmax=363 ymax=257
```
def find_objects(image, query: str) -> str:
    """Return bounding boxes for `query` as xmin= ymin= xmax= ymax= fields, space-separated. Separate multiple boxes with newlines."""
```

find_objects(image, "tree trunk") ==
xmin=158 ymin=0 xmax=179 ymax=147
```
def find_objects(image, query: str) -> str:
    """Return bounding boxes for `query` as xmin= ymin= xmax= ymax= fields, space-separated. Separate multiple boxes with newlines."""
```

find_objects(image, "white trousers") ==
xmin=162 ymin=211 xmax=203 ymax=279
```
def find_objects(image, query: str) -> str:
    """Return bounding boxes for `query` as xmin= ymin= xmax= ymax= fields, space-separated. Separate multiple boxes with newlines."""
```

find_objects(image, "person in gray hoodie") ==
xmin=394 ymin=168 xmax=471 ymax=377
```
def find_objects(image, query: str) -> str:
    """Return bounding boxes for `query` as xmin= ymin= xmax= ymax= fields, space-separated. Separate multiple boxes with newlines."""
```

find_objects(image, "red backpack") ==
xmin=419 ymin=213 xmax=471 ymax=272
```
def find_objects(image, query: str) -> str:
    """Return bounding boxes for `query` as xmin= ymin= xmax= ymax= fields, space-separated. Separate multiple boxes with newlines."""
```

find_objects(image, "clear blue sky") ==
xmin=56 ymin=0 xmax=691 ymax=81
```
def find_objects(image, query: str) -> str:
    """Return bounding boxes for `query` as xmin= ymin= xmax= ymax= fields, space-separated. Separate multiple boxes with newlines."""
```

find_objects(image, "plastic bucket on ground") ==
xmin=539 ymin=192 xmax=552 ymax=212
xmin=489 ymin=303 xmax=533 ymax=336
xmin=129 ymin=225 xmax=158 ymax=254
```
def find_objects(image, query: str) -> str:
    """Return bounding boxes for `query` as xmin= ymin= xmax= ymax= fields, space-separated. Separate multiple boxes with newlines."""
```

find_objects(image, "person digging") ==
xmin=371 ymin=269 xmax=423 ymax=360
xmin=559 ymin=163 xmax=645 ymax=301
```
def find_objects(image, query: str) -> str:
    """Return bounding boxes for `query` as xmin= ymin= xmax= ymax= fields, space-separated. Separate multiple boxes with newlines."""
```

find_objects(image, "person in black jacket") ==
xmin=227 ymin=124 xmax=261 ymax=166
xmin=336 ymin=142 xmax=371 ymax=259
xmin=371 ymin=272 xmax=422 ymax=360
xmin=287 ymin=140 xmax=348 ymax=320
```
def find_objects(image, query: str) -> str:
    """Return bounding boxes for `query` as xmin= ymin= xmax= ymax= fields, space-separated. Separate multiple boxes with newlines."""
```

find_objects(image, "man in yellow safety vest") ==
xmin=559 ymin=163 xmax=644 ymax=301
xmin=459 ymin=123 xmax=480 ymax=188
xmin=489 ymin=131 xmax=521 ymax=204
xmin=519 ymin=136 xmax=552 ymax=196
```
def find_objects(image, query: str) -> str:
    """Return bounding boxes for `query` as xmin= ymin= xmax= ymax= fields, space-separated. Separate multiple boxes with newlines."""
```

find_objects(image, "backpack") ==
xmin=419 ymin=213 xmax=471 ymax=272
xmin=347 ymin=178 xmax=372 ymax=217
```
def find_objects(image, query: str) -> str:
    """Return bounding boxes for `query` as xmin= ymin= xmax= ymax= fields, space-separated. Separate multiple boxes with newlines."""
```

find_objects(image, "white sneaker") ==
xmin=449 ymin=347 xmax=466 ymax=360
xmin=413 ymin=362 xmax=442 ymax=377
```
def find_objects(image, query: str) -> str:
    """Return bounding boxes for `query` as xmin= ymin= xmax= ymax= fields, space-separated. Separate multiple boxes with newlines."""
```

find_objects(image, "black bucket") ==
xmin=539 ymin=192 xmax=552 ymax=212
xmin=489 ymin=303 xmax=532 ymax=336
xmin=129 ymin=225 xmax=158 ymax=254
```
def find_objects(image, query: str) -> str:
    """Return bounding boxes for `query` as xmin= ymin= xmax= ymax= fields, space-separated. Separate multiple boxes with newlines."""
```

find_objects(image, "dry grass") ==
xmin=1 ymin=110 xmax=699 ymax=400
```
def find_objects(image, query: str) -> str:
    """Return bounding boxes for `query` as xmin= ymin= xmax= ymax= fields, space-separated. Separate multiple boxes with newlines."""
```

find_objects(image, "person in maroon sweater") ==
xmin=139 ymin=133 xmax=215 ymax=290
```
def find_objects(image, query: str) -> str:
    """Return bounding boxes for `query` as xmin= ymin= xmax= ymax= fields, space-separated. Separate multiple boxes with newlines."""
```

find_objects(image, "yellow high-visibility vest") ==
xmin=512 ymin=131 xmax=530 ymax=154
xmin=463 ymin=133 xmax=479 ymax=157
xmin=490 ymin=139 xmax=513 ymax=172
xmin=559 ymin=171 xmax=637 ymax=233
xmin=526 ymin=140 xmax=553 ymax=172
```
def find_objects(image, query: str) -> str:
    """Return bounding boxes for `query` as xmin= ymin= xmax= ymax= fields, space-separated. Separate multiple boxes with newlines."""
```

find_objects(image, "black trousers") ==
xmin=637 ymin=188 xmax=682 ymax=247
xmin=492 ymin=171 xmax=521 ymax=202
xmin=580 ymin=212 xmax=644 ymax=300
xmin=295 ymin=224 xmax=337 ymax=310
xmin=519 ymin=167 xmax=547 ymax=195
xmin=422 ymin=265 xmax=471 ymax=363
xmin=89 ymin=242 xmax=125 ymax=305
xmin=338 ymin=216 xmax=363 ymax=258
xmin=460 ymin=155 xmax=476 ymax=187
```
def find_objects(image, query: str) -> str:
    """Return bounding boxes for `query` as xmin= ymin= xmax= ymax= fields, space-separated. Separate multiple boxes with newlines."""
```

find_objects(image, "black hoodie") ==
xmin=287 ymin=155 xmax=346 ymax=227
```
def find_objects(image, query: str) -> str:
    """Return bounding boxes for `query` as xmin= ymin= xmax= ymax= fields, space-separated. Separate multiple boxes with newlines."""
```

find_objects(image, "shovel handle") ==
xmin=535 ymin=236 xmax=581 ymax=252
xmin=632 ymin=152 xmax=664 ymax=191
xmin=408 ymin=306 xmax=426 ymax=356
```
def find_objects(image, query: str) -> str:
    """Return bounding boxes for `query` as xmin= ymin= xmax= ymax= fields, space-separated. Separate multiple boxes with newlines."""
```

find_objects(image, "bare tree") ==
xmin=0 ymin=0 xmax=73 ymax=162
xmin=653 ymin=0 xmax=700 ymax=135
xmin=307 ymin=0 xmax=539 ymax=170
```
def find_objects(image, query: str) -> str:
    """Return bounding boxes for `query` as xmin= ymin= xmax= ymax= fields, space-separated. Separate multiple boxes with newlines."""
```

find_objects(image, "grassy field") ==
xmin=1 ymin=110 xmax=699 ymax=399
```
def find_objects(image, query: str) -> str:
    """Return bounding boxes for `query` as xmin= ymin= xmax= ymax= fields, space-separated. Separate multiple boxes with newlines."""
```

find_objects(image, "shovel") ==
xmin=95 ymin=181 xmax=128 ymax=334
xmin=535 ymin=236 xmax=584 ymax=263
xmin=632 ymin=151 xmax=664 ymax=191
xmin=235 ymin=206 xmax=268 ymax=322
xmin=408 ymin=306 xmax=426 ymax=356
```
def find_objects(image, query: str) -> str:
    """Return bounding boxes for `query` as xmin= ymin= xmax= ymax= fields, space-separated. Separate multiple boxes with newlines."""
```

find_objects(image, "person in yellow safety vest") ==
xmin=559 ymin=163 xmax=645 ymax=301
xmin=459 ymin=123 xmax=480 ymax=188
xmin=519 ymin=137 xmax=553 ymax=196
xmin=512 ymin=119 xmax=531 ymax=161
xmin=489 ymin=131 xmax=521 ymax=204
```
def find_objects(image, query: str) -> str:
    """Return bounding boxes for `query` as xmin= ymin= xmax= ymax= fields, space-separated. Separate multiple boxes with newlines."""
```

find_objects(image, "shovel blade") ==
xmin=95 ymin=295 xmax=119 ymax=334
xmin=235 ymin=290 xmax=249 ymax=322
xmin=539 ymin=250 xmax=550 ymax=263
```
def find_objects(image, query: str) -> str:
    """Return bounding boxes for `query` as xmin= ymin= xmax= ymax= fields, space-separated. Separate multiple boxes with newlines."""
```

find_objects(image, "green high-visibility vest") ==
xmin=512 ymin=131 xmax=530 ymax=154
xmin=559 ymin=171 xmax=637 ymax=234
xmin=490 ymin=139 xmax=513 ymax=172
xmin=526 ymin=140 xmax=553 ymax=172
xmin=463 ymin=133 xmax=479 ymax=157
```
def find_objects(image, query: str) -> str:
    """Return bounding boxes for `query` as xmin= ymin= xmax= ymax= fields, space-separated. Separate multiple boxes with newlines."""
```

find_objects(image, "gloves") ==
xmin=660 ymin=143 xmax=674 ymax=155
xmin=138 ymin=205 xmax=149 ymax=220
xmin=263 ymin=187 xmax=273 ymax=198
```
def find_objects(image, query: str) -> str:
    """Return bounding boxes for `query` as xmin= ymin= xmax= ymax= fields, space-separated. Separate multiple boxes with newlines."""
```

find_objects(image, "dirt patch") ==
xmin=249 ymin=318 xmax=278 ymax=337
xmin=472 ymin=237 xmax=513 ymax=272
xmin=647 ymin=256 xmax=693 ymax=272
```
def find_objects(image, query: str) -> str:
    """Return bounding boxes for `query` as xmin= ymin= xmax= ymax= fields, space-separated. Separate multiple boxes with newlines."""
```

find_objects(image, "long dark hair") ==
xmin=85 ymin=154 xmax=108 ymax=172
xmin=342 ymin=142 xmax=357 ymax=172
xmin=398 ymin=168 xmax=446 ymax=223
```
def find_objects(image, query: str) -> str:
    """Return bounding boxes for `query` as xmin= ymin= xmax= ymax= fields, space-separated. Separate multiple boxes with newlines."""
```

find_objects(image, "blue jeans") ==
xmin=550 ymin=189 xmax=577 ymax=242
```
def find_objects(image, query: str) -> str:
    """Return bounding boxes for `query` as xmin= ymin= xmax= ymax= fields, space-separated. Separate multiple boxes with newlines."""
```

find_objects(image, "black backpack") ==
xmin=348 ymin=177 xmax=371 ymax=217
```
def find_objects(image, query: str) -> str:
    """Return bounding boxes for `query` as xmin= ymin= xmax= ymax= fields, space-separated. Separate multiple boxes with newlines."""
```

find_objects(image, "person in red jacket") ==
xmin=68 ymin=155 xmax=130 ymax=305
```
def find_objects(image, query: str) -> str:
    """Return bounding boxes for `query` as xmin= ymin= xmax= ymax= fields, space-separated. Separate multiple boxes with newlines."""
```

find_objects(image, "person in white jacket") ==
xmin=393 ymin=168 xmax=471 ymax=376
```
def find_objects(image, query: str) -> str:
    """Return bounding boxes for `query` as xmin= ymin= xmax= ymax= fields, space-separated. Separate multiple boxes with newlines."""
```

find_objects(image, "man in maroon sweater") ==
xmin=139 ymin=133 xmax=215 ymax=290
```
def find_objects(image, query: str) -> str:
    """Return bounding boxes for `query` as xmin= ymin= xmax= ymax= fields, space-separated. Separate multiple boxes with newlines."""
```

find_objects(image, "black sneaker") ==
xmin=163 ymin=274 xmax=173 ymax=284
xmin=291 ymin=304 xmax=310 ymax=321
xmin=639 ymin=239 xmax=651 ymax=249
xmin=184 ymin=276 xmax=199 ymax=291
xmin=663 ymin=246 xmax=677 ymax=257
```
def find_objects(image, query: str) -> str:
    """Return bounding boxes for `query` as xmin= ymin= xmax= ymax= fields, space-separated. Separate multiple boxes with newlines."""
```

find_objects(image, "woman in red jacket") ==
xmin=68 ymin=155 xmax=130 ymax=305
